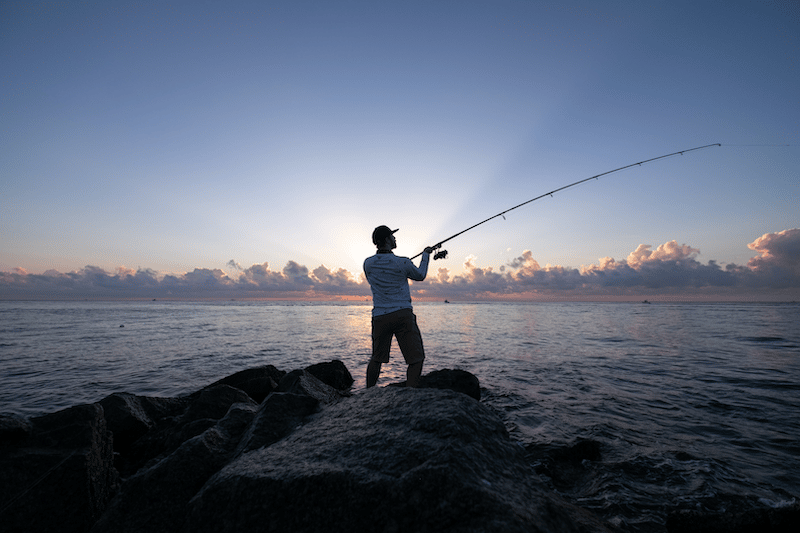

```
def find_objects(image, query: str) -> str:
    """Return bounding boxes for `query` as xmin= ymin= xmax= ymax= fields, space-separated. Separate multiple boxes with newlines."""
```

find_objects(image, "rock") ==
xmin=99 ymin=393 xmax=191 ymax=476
xmin=0 ymin=403 xmax=118 ymax=533
xmin=181 ymin=384 xmax=257 ymax=422
xmin=389 ymin=368 xmax=482 ymax=400
xmin=235 ymin=392 xmax=320 ymax=455
xmin=91 ymin=402 xmax=258 ymax=533
xmin=527 ymin=439 xmax=603 ymax=492
xmin=304 ymin=359 xmax=354 ymax=390
xmin=116 ymin=386 xmax=255 ymax=478
xmin=0 ymin=413 xmax=32 ymax=443
xmin=420 ymin=368 xmax=482 ymax=400
xmin=136 ymin=395 xmax=193 ymax=421
xmin=277 ymin=369 xmax=349 ymax=404
xmin=195 ymin=365 xmax=285 ymax=403
xmin=185 ymin=387 xmax=609 ymax=533
xmin=99 ymin=393 xmax=154 ymax=452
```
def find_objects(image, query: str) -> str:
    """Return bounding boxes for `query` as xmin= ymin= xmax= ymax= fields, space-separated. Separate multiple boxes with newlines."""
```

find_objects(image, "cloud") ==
xmin=746 ymin=228 xmax=800 ymax=286
xmin=1 ymin=229 xmax=798 ymax=300
xmin=625 ymin=241 xmax=700 ymax=268
xmin=414 ymin=230 xmax=799 ymax=300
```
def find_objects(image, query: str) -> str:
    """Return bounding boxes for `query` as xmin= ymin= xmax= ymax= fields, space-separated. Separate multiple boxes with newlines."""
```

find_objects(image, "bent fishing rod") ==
xmin=411 ymin=143 xmax=721 ymax=260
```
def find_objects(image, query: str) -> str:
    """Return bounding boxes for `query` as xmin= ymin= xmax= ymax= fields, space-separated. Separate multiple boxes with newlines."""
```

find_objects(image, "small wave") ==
xmin=759 ymin=497 xmax=797 ymax=509
xmin=739 ymin=336 xmax=787 ymax=343
xmin=736 ymin=336 xmax=799 ymax=349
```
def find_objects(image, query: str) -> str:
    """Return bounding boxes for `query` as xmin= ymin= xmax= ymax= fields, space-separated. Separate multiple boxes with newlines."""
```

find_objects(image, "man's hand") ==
xmin=424 ymin=243 xmax=441 ymax=254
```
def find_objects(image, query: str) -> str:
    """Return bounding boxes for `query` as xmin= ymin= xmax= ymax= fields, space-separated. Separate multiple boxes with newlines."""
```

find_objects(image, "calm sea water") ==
xmin=1 ymin=300 xmax=798 ymax=531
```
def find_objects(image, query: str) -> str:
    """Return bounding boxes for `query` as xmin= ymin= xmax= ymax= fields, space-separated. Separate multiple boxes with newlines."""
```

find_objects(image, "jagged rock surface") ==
xmin=193 ymin=364 xmax=286 ymax=404
xmin=185 ymin=386 xmax=609 ymax=533
xmin=90 ymin=402 xmax=258 ymax=533
xmin=304 ymin=359 xmax=355 ymax=390
xmin=0 ymin=404 xmax=118 ymax=533
xmin=420 ymin=367 xmax=482 ymax=400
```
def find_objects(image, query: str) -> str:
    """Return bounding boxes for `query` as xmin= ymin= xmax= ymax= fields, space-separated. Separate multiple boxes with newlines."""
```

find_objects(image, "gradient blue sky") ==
xmin=2 ymin=1 xmax=799 ymax=300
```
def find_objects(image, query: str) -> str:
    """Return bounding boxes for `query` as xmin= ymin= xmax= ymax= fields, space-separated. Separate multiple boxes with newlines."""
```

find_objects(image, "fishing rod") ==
xmin=411 ymin=143 xmax=721 ymax=260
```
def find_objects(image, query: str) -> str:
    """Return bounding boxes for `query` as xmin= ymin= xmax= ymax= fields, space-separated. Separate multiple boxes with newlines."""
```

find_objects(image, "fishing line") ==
xmin=720 ymin=143 xmax=794 ymax=147
xmin=411 ymin=143 xmax=722 ymax=260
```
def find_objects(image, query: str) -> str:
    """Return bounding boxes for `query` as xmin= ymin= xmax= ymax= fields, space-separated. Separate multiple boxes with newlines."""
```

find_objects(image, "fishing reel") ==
xmin=415 ymin=243 xmax=448 ymax=261
xmin=427 ymin=243 xmax=447 ymax=260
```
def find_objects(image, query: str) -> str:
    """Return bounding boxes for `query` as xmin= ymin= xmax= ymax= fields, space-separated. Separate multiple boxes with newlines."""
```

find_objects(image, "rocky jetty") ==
xmin=3 ymin=360 xmax=796 ymax=532
xmin=1 ymin=361 xmax=610 ymax=533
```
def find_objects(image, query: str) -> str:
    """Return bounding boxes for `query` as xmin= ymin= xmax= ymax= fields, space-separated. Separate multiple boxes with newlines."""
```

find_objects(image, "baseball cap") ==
xmin=372 ymin=225 xmax=398 ymax=245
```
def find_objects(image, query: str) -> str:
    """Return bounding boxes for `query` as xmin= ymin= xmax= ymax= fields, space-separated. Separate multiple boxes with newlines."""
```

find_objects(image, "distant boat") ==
xmin=444 ymin=299 xmax=450 ymax=303
xmin=642 ymin=300 xmax=651 ymax=304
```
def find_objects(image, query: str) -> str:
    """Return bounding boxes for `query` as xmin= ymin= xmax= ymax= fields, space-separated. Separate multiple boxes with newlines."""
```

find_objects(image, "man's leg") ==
xmin=368 ymin=313 xmax=394 ymax=388
xmin=406 ymin=361 xmax=423 ymax=388
xmin=395 ymin=311 xmax=425 ymax=388
xmin=366 ymin=360 xmax=382 ymax=388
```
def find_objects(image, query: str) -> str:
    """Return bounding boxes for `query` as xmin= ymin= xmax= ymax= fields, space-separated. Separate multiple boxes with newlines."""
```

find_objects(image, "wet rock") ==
xmin=99 ymin=393 xmax=192 ymax=476
xmin=527 ymin=439 xmax=603 ymax=491
xmin=185 ymin=387 xmax=609 ymax=533
xmin=116 ymin=386 xmax=255 ymax=477
xmin=195 ymin=364 xmax=285 ymax=404
xmin=99 ymin=393 xmax=154 ymax=451
xmin=420 ymin=368 xmax=482 ymax=400
xmin=304 ymin=359 xmax=354 ymax=390
xmin=91 ymin=402 xmax=258 ymax=533
xmin=0 ymin=413 xmax=32 ymax=443
xmin=181 ymin=384 xmax=257 ymax=422
xmin=277 ymin=369 xmax=349 ymax=404
xmin=235 ymin=392 xmax=319 ymax=455
xmin=0 ymin=403 xmax=118 ymax=533
xmin=389 ymin=368 xmax=482 ymax=400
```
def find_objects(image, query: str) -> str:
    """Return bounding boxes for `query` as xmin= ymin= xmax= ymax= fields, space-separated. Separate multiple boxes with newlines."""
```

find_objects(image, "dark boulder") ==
xmin=181 ymin=384 xmax=256 ymax=422
xmin=91 ymin=402 xmax=258 ymax=533
xmin=99 ymin=392 xmax=154 ymax=452
xmin=277 ymin=369 xmax=349 ymax=404
xmin=194 ymin=364 xmax=285 ymax=404
xmin=420 ymin=368 xmax=482 ymax=400
xmin=116 ymin=386 xmax=255 ymax=477
xmin=389 ymin=368 xmax=482 ymax=400
xmin=99 ymin=393 xmax=192 ymax=476
xmin=186 ymin=387 xmax=609 ymax=533
xmin=527 ymin=439 xmax=603 ymax=492
xmin=0 ymin=413 xmax=32 ymax=444
xmin=235 ymin=392 xmax=320 ymax=455
xmin=0 ymin=403 xmax=118 ymax=533
xmin=304 ymin=359 xmax=354 ymax=390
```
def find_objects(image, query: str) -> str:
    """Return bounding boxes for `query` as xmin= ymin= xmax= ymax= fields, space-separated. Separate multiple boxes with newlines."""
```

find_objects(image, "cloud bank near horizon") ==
xmin=2 ymin=229 xmax=799 ymax=301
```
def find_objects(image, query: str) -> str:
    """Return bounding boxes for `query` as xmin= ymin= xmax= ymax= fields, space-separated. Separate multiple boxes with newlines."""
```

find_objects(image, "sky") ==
xmin=2 ymin=0 xmax=799 ymax=301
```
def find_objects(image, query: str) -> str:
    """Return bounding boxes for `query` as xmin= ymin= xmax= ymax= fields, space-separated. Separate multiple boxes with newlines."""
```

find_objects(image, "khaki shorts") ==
xmin=371 ymin=308 xmax=425 ymax=365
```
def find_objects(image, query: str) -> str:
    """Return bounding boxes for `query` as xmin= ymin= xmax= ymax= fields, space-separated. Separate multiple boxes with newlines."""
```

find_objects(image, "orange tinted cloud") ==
xmin=2 ymin=229 xmax=798 ymax=300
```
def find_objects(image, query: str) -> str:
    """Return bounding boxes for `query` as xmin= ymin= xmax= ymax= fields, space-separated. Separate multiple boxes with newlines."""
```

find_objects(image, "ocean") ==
xmin=1 ymin=300 xmax=798 ymax=531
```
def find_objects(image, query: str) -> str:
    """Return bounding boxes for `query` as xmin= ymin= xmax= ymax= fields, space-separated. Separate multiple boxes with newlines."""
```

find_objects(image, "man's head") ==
xmin=372 ymin=225 xmax=398 ymax=248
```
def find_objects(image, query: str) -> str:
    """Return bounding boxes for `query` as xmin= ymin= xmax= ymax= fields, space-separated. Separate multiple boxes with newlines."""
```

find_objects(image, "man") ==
xmin=363 ymin=225 xmax=434 ymax=388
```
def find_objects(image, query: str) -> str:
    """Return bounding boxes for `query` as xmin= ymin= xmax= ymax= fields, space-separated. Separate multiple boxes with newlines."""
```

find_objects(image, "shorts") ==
xmin=371 ymin=308 xmax=425 ymax=365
